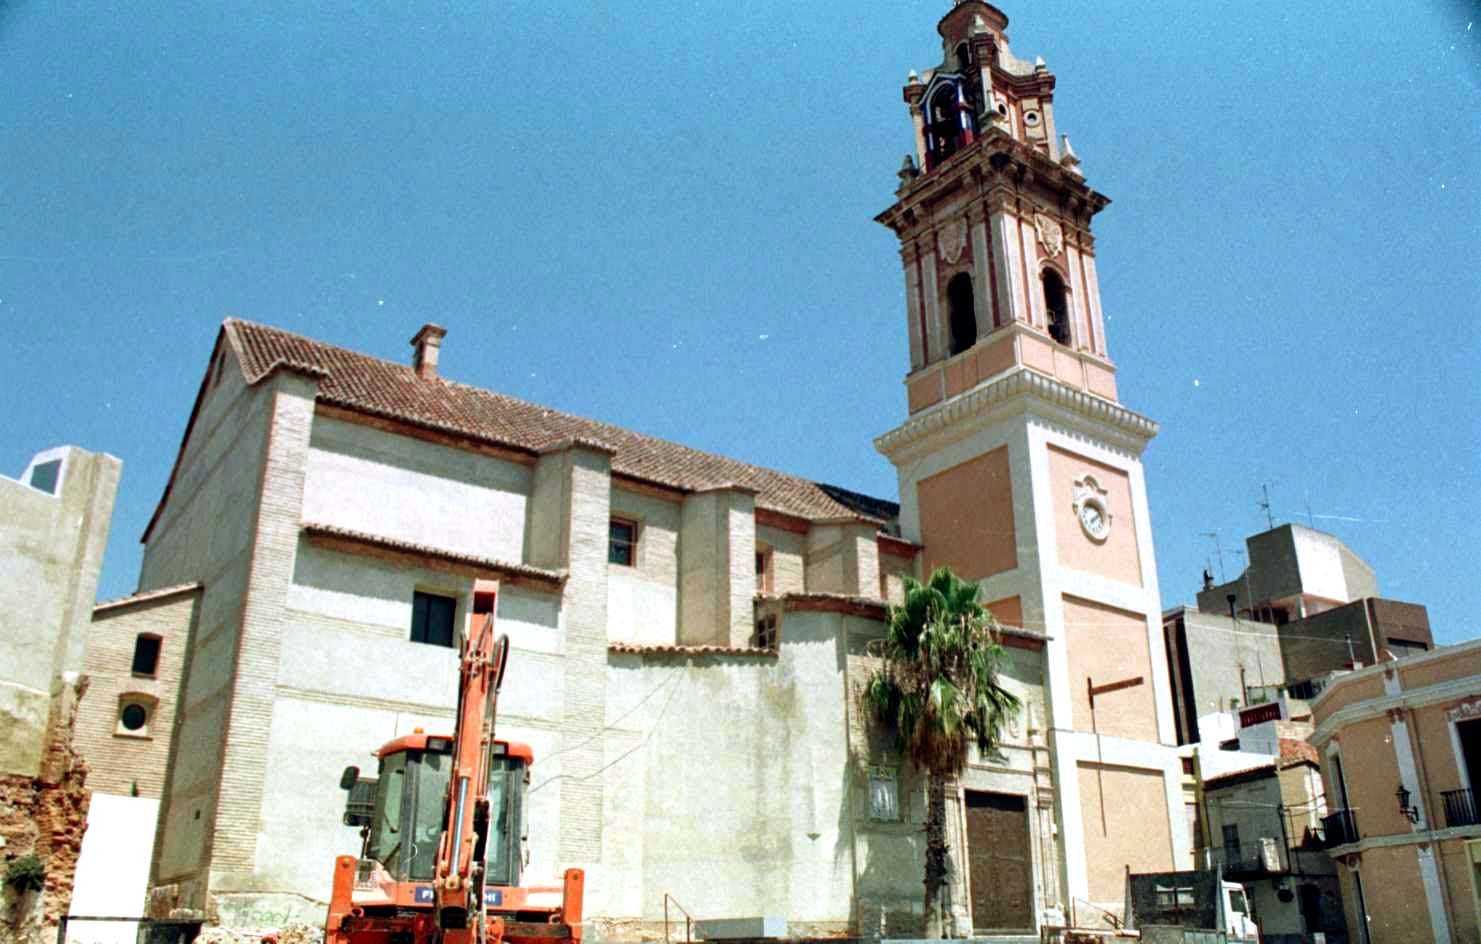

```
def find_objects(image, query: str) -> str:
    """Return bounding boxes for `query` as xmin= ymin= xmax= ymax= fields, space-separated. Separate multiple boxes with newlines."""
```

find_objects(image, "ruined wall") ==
xmin=0 ymin=683 xmax=92 ymax=944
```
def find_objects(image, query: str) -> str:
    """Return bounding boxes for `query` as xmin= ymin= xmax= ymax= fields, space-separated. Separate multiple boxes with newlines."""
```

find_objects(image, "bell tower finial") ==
xmin=876 ymin=1 xmax=1115 ymax=416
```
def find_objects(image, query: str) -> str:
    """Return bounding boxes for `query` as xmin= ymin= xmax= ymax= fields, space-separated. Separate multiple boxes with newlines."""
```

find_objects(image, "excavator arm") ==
xmin=434 ymin=605 xmax=510 ymax=941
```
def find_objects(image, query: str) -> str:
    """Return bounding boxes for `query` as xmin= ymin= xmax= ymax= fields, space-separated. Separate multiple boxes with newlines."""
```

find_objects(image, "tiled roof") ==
xmin=301 ymin=523 xmax=567 ymax=590
xmin=93 ymin=582 xmax=202 ymax=614
xmin=224 ymin=319 xmax=898 ymax=524
xmin=1279 ymin=738 xmax=1320 ymax=769
xmin=1202 ymin=762 xmax=1277 ymax=788
xmin=608 ymin=642 xmax=778 ymax=658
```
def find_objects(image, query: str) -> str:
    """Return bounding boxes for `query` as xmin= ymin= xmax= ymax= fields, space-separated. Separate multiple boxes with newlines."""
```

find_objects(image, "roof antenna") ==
xmin=1201 ymin=531 xmax=1226 ymax=583
xmin=1258 ymin=484 xmax=1275 ymax=531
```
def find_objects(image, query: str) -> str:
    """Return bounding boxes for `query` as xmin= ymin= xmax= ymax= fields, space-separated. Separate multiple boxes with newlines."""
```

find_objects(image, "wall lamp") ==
xmin=1396 ymin=784 xmax=1421 ymax=824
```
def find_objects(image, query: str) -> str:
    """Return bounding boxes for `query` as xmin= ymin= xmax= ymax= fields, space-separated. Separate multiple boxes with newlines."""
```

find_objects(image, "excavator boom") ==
xmin=434 ymin=611 xmax=509 ymax=934
xmin=326 ymin=585 xmax=584 ymax=944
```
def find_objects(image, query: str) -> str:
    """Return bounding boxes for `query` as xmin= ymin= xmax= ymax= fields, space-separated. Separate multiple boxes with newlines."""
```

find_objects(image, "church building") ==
xmin=118 ymin=2 xmax=1186 ymax=938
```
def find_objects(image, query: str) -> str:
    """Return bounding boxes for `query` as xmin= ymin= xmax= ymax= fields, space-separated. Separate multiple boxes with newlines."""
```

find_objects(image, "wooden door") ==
xmin=964 ymin=790 xmax=1034 ymax=931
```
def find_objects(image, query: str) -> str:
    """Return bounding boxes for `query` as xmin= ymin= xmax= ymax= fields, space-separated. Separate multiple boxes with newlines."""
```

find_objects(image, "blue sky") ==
xmin=3 ymin=1 xmax=1477 ymax=641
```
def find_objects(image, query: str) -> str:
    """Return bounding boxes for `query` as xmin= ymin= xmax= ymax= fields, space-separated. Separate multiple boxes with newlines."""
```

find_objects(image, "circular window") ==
xmin=120 ymin=703 xmax=148 ymax=731
xmin=1024 ymin=111 xmax=1040 ymax=126
xmin=997 ymin=103 xmax=1008 ymax=116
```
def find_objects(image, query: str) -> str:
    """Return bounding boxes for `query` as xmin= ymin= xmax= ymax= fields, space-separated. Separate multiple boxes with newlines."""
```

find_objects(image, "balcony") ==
xmin=1321 ymin=809 xmax=1361 ymax=848
xmin=1197 ymin=838 xmax=1284 ymax=877
xmin=1443 ymin=788 xmax=1480 ymax=828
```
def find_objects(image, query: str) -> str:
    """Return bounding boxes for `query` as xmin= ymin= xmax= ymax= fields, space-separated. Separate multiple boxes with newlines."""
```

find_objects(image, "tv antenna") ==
xmin=1258 ymin=483 xmax=1275 ymax=530
xmin=1201 ymin=531 xmax=1226 ymax=583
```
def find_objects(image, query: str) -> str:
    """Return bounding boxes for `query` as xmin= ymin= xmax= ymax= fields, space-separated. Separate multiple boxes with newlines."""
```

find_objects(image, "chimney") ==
xmin=410 ymin=323 xmax=447 ymax=380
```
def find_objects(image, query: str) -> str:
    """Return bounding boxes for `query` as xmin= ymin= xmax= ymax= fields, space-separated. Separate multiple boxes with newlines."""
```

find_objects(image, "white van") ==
xmin=1223 ymin=881 xmax=1260 ymax=943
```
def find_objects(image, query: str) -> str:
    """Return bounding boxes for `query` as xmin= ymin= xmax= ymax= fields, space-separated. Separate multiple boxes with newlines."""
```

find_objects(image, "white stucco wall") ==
xmin=241 ymin=540 xmax=570 ymax=907
xmin=301 ymin=416 xmax=530 ymax=562
xmin=607 ymin=488 xmax=679 ymax=646
xmin=0 ymin=446 xmax=119 ymax=776
xmin=599 ymin=610 xmax=857 ymax=929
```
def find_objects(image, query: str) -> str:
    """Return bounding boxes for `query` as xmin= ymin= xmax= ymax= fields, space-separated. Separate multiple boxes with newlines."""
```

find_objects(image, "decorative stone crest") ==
xmin=1446 ymin=700 xmax=1481 ymax=723
xmin=1034 ymin=211 xmax=1064 ymax=258
xmin=939 ymin=218 xmax=968 ymax=265
xmin=1072 ymin=475 xmax=1111 ymax=542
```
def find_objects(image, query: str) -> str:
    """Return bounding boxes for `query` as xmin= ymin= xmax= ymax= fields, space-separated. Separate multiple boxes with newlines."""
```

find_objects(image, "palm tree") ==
xmin=862 ymin=567 xmax=1021 ymax=938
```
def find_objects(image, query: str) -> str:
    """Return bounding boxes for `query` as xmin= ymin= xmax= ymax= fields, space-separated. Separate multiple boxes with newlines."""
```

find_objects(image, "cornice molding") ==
xmin=875 ymin=366 xmax=1157 ymax=460
xmin=1311 ymin=673 xmax=1481 ymax=747
xmin=878 ymin=129 xmax=1109 ymax=236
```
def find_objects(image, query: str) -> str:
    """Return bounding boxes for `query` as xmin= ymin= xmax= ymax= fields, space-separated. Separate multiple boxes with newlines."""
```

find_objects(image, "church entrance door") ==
xmin=965 ymin=790 xmax=1034 ymax=931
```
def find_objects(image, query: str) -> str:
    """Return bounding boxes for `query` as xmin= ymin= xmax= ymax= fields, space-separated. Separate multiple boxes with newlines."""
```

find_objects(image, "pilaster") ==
xmin=920 ymin=238 xmax=943 ymax=360
xmin=529 ymin=439 xmax=615 ymax=864
xmin=679 ymin=485 xmax=758 ymax=648
xmin=967 ymin=202 xmax=996 ymax=333
xmin=902 ymin=243 xmax=925 ymax=370
xmin=212 ymin=371 xmax=316 ymax=875
xmin=990 ymin=207 xmax=1027 ymax=325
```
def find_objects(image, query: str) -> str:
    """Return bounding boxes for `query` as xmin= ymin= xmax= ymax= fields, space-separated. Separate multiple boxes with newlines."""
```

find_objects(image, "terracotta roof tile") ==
xmin=608 ymin=642 xmax=778 ymax=658
xmin=93 ymin=582 xmax=203 ymax=614
xmin=301 ymin=523 xmax=567 ymax=589
xmin=1203 ymin=762 xmax=1277 ymax=788
xmin=1278 ymin=738 xmax=1320 ymax=769
xmin=224 ymin=319 xmax=898 ymax=524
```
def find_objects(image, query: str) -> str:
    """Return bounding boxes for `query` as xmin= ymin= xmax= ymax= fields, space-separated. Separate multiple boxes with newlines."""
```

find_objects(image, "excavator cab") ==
xmin=342 ymin=734 xmax=531 ymax=893
xmin=326 ymin=607 xmax=583 ymax=944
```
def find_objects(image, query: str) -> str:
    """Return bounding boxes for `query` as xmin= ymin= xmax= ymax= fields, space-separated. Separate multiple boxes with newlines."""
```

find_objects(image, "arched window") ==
xmin=1043 ymin=269 xmax=1071 ymax=346
xmin=956 ymin=43 xmax=972 ymax=73
xmin=947 ymin=273 xmax=977 ymax=356
xmin=927 ymin=84 xmax=965 ymax=166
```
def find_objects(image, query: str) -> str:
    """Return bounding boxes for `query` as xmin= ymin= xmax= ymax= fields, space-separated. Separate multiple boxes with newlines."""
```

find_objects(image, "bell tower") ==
xmin=874 ymin=1 xmax=1190 ymax=922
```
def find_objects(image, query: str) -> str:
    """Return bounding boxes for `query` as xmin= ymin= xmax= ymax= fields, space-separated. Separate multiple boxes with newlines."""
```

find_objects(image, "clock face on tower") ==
xmin=1071 ymin=475 xmax=1112 ymax=543
xmin=1078 ymin=499 xmax=1109 ymax=541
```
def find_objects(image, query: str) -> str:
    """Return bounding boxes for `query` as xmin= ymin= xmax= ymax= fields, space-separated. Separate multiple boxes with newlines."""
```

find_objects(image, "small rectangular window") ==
xmin=411 ymin=591 xmax=457 ymax=648
xmin=608 ymin=518 xmax=637 ymax=566
xmin=752 ymin=615 xmax=778 ymax=650
xmin=1222 ymin=823 xmax=1240 ymax=855
xmin=755 ymin=548 xmax=773 ymax=593
xmin=131 ymin=635 xmax=162 ymax=676
xmin=29 ymin=460 xmax=62 ymax=495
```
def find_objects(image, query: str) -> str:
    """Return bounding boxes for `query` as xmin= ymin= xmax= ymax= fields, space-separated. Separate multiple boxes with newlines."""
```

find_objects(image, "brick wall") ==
xmin=77 ymin=588 xmax=200 ymax=798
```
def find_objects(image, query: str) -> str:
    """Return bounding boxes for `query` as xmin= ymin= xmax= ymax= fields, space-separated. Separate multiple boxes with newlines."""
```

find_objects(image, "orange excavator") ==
xmin=326 ymin=588 xmax=584 ymax=944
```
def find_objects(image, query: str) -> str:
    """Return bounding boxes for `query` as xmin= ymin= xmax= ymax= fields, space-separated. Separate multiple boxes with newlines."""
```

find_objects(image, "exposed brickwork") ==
xmin=212 ymin=376 xmax=316 ymax=873
xmin=0 ymin=683 xmax=91 ymax=943
xmin=555 ymin=447 xmax=611 ymax=863
xmin=77 ymin=587 xmax=200 ymax=798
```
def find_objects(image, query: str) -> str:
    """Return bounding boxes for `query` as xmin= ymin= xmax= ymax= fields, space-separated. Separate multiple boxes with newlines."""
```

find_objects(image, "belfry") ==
xmin=876 ymin=0 xmax=1188 ymax=919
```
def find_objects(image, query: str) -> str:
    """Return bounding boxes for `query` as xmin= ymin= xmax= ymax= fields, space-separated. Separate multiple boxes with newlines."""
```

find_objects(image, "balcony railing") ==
xmin=1443 ymin=788 xmax=1480 ymax=828
xmin=1321 ymin=809 xmax=1360 ymax=847
xmin=1197 ymin=838 xmax=1284 ymax=876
